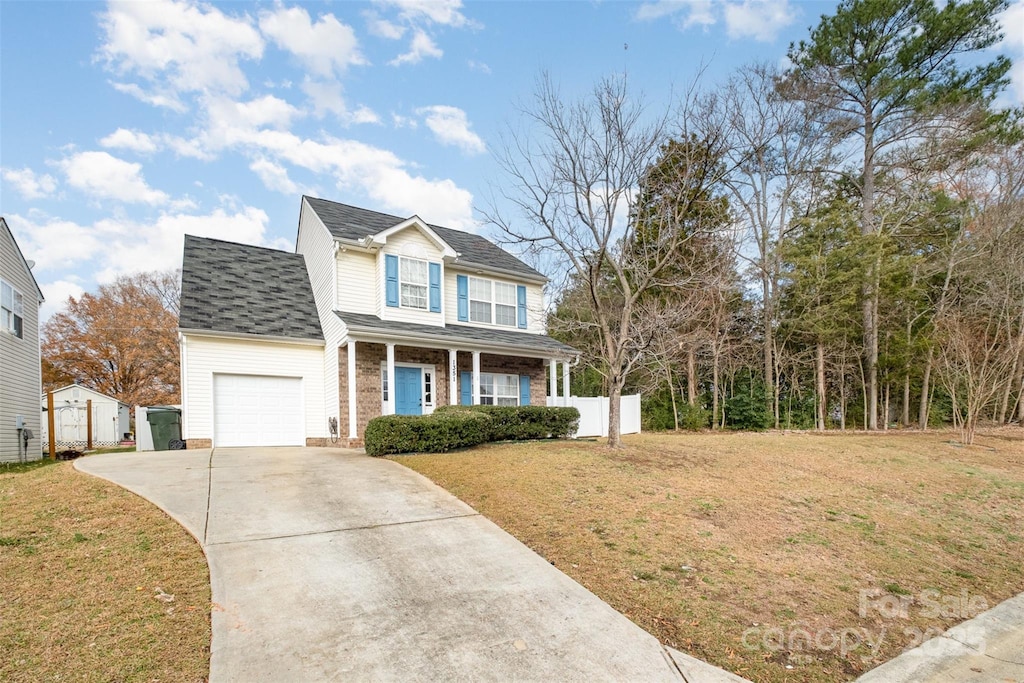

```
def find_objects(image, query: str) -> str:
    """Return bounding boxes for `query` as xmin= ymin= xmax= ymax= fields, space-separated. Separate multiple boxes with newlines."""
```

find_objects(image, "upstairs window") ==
xmin=400 ymin=257 xmax=428 ymax=310
xmin=1 ymin=280 xmax=24 ymax=339
xmin=494 ymin=282 xmax=517 ymax=327
xmin=457 ymin=275 xmax=527 ymax=329
xmin=469 ymin=277 xmax=491 ymax=323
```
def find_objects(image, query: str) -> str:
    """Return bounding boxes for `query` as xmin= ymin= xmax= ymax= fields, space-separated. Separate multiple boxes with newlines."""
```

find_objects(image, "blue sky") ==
xmin=2 ymin=0 xmax=1022 ymax=321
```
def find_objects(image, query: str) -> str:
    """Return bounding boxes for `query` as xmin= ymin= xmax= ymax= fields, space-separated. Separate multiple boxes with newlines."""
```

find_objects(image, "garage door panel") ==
xmin=214 ymin=374 xmax=304 ymax=447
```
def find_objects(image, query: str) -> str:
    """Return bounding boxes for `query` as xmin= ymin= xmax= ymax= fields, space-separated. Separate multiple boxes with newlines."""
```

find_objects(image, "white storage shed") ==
xmin=41 ymin=384 xmax=130 ymax=449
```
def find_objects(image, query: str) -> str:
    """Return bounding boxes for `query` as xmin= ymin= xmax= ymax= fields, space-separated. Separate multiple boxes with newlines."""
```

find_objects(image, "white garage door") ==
xmin=214 ymin=374 xmax=304 ymax=447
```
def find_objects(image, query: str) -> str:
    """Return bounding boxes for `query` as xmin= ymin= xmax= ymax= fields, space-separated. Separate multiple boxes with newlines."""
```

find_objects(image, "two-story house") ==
xmin=178 ymin=196 xmax=577 ymax=448
xmin=1 ymin=217 xmax=45 ymax=463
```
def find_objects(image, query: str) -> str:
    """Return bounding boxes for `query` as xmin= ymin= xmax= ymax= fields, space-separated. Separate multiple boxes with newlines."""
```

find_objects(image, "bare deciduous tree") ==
xmin=485 ymin=73 xmax=729 ymax=446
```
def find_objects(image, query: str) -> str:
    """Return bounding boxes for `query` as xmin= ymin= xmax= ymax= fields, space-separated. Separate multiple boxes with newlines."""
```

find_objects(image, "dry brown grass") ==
xmin=0 ymin=459 xmax=211 ymax=682
xmin=393 ymin=430 xmax=1024 ymax=682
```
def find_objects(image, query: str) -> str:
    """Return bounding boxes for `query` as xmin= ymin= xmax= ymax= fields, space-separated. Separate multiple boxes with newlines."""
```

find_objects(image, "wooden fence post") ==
xmin=47 ymin=392 xmax=56 ymax=459
xmin=86 ymin=399 xmax=93 ymax=451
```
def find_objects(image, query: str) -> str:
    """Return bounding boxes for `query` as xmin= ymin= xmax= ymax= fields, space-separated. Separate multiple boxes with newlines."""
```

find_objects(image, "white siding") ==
xmin=295 ymin=199 xmax=344 ymax=426
xmin=336 ymin=250 xmax=376 ymax=314
xmin=443 ymin=267 xmax=546 ymax=335
xmin=0 ymin=222 xmax=42 ymax=462
xmin=379 ymin=226 xmax=446 ymax=327
xmin=181 ymin=335 xmax=325 ymax=445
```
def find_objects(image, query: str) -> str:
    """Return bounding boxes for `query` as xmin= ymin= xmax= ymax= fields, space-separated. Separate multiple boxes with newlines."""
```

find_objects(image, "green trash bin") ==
xmin=146 ymin=408 xmax=182 ymax=451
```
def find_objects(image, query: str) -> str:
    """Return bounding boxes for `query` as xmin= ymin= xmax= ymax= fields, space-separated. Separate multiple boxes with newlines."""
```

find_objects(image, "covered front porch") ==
xmin=334 ymin=312 xmax=577 ymax=445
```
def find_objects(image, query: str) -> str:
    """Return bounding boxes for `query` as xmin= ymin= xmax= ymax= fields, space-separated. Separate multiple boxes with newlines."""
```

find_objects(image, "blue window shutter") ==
xmin=457 ymin=274 xmax=469 ymax=321
xmin=429 ymin=262 xmax=441 ymax=313
xmin=517 ymin=285 xmax=527 ymax=329
xmin=519 ymin=375 xmax=531 ymax=406
xmin=385 ymin=254 xmax=399 ymax=307
xmin=460 ymin=372 xmax=472 ymax=405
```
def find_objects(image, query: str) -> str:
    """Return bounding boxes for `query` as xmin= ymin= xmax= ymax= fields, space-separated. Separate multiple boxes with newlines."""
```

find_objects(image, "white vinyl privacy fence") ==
xmin=547 ymin=394 xmax=641 ymax=438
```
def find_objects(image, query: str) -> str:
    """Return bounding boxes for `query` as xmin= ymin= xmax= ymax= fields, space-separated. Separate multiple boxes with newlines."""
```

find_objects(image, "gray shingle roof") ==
xmin=336 ymin=310 xmax=577 ymax=356
xmin=304 ymin=196 xmax=545 ymax=280
xmin=180 ymin=235 xmax=323 ymax=341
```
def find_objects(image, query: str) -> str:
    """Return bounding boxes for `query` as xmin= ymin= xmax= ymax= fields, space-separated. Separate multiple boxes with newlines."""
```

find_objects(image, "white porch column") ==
xmin=549 ymin=358 xmax=558 ymax=406
xmin=448 ymin=349 xmax=459 ymax=405
xmin=347 ymin=340 xmax=358 ymax=438
xmin=385 ymin=342 xmax=396 ymax=415
xmin=472 ymin=350 xmax=481 ymax=405
xmin=562 ymin=360 xmax=570 ymax=403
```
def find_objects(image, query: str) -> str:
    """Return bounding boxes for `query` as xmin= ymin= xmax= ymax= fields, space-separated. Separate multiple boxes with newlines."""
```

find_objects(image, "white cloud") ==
xmin=249 ymin=157 xmax=299 ymax=195
xmin=59 ymin=151 xmax=170 ymax=205
xmin=2 ymin=167 xmax=58 ymax=200
xmin=98 ymin=0 xmax=263 ymax=98
xmin=205 ymin=94 xmax=302 ymax=133
xmin=416 ymin=105 xmax=486 ymax=154
xmin=258 ymin=6 xmax=365 ymax=77
xmin=467 ymin=59 xmax=491 ymax=74
xmin=1000 ymin=0 xmax=1024 ymax=104
xmin=11 ymin=205 xmax=275 ymax=286
xmin=392 ymin=113 xmax=419 ymax=128
xmin=109 ymin=81 xmax=187 ymax=111
xmin=390 ymin=30 xmax=443 ymax=66
xmin=723 ymin=0 xmax=795 ymax=42
xmin=375 ymin=0 xmax=472 ymax=28
xmin=100 ymin=128 xmax=160 ymax=153
xmin=635 ymin=0 xmax=793 ymax=40
xmin=301 ymin=79 xmax=380 ymax=124
xmin=364 ymin=12 xmax=406 ymax=39
xmin=636 ymin=0 xmax=712 ymax=26
xmin=39 ymin=279 xmax=86 ymax=322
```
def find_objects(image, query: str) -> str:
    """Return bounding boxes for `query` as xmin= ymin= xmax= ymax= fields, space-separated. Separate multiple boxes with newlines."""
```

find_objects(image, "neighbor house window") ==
xmin=381 ymin=368 xmax=389 ymax=402
xmin=469 ymin=277 xmax=517 ymax=327
xmin=400 ymin=257 xmax=428 ymax=310
xmin=479 ymin=373 xmax=519 ymax=406
xmin=1 ymin=279 xmax=24 ymax=339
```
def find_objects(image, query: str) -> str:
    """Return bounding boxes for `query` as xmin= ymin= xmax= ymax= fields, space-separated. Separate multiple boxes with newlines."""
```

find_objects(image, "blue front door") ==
xmin=395 ymin=366 xmax=422 ymax=415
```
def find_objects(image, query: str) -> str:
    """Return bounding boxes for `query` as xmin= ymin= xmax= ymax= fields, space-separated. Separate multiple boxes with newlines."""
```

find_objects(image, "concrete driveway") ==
xmin=76 ymin=447 xmax=746 ymax=682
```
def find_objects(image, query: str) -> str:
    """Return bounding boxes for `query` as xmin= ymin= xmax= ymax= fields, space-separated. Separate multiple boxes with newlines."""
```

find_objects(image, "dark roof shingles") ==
xmin=304 ymin=196 xmax=544 ymax=280
xmin=335 ymin=310 xmax=576 ymax=355
xmin=179 ymin=235 xmax=323 ymax=341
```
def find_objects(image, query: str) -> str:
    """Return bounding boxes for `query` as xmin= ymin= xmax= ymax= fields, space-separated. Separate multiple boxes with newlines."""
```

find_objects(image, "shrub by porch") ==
xmin=365 ymin=406 xmax=579 ymax=456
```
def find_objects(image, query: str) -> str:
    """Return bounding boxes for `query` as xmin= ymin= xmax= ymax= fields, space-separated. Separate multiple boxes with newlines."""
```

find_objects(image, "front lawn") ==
xmin=0 ymin=459 xmax=210 ymax=682
xmin=393 ymin=431 xmax=1024 ymax=682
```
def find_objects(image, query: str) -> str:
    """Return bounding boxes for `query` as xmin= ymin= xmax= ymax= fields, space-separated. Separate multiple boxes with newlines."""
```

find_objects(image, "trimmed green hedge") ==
xmin=364 ymin=411 xmax=492 ymax=456
xmin=435 ymin=405 xmax=580 ymax=441
xmin=365 ymin=405 xmax=580 ymax=456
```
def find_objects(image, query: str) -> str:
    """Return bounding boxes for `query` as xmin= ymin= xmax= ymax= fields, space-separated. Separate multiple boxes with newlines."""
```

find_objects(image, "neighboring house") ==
xmin=0 ymin=217 xmax=44 ymax=463
xmin=178 ymin=196 xmax=578 ymax=448
xmin=40 ymin=384 xmax=131 ymax=449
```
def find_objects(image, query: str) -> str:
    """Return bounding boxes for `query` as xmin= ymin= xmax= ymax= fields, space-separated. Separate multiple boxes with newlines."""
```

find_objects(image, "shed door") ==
xmin=214 ymin=374 xmax=304 ymax=447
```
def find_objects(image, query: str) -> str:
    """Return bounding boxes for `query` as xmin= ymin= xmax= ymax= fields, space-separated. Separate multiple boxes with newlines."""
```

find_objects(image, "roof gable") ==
xmin=365 ymin=216 xmax=458 ymax=258
xmin=179 ymin=235 xmax=323 ymax=341
xmin=46 ymin=384 xmax=127 ymax=406
xmin=0 ymin=217 xmax=45 ymax=301
xmin=302 ymin=196 xmax=545 ymax=281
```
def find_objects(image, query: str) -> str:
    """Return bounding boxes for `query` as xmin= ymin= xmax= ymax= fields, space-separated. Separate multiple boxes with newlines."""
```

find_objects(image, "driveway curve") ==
xmin=76 ymin=447 xmax=746 ymax=682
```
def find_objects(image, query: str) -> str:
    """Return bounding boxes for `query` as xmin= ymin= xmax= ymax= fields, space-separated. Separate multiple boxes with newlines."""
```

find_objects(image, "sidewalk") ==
xmin=856 ymin=591 xmax=1024 ymax=683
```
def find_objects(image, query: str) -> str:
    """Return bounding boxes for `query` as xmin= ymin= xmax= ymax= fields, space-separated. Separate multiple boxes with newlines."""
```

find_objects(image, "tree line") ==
xmin=491 ymin=0 xmax=1023 ymax=446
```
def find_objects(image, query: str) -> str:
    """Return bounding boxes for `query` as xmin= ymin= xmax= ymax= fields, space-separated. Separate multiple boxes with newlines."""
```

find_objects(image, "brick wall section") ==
xmin=186 ymin=438 xmax=212 ymax=449
xmin=339 ymin=345 xmax=547 ymax=438
xmin=457 ymin=354 xmax=546 ymax=406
